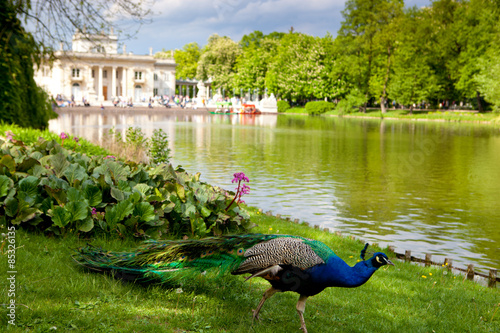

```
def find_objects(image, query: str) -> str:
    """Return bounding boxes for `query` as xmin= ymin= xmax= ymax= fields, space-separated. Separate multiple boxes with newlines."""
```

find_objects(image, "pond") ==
xmin=50 ymin=109 xmax=500 ymax=272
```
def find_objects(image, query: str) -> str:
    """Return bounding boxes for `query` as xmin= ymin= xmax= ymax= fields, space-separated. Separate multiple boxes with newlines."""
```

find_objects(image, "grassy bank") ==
xmin=1 ymin=208 xmax=499 ymax=332
xmin=284 ymin=107 xmax=500 ymax=124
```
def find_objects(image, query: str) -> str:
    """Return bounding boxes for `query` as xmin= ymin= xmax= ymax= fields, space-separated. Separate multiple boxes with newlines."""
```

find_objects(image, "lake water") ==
xmin=50 ymin=109 xmax=500 ymax=272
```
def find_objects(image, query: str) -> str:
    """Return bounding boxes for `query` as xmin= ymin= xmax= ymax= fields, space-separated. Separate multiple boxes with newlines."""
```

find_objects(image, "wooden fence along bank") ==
xmin=262 ymin=210 xmax=499 ymax=288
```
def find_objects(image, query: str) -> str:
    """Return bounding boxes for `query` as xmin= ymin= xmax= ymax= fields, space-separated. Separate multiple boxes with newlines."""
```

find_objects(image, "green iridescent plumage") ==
xmin=74 ymin=234 xmax=297 ymax=283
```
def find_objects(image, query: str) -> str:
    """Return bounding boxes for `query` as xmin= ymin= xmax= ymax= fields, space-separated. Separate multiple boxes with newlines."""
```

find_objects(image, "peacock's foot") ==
xmin=252 ymin=309 xmax=260 ymax=322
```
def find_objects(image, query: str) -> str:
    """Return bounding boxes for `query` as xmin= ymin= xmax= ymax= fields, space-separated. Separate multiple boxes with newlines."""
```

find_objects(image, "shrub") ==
xmin=277 ymin=100 xmax=291 ymax=113
xmin=336 ymin=89 xmax=367 ymax=115
xmin=0 ymin=137 xmax=253 ymax=239
xmin=305 ymin=101 xmax=334 ymax=115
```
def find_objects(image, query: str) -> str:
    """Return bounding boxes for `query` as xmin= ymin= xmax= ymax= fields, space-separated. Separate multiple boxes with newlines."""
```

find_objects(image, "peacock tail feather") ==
xmin=74 ymin=234 xmax=290 ymax=283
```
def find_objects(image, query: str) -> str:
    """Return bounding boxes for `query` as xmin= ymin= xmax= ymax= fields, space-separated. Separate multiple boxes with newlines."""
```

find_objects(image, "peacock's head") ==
xmin=370 ymin=252 xmax=394 ymax=268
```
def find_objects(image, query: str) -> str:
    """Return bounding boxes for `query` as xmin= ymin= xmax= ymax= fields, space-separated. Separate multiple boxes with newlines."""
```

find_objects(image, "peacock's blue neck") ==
xmin=308 ymin=256 xmax=379 ymax=288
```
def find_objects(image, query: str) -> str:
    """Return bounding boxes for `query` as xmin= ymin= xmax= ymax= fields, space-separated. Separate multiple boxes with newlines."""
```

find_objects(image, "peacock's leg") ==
xmin=252 ymin=287 xmax=279 ymax=321
xmin=296 ymin=295 xmax=309 ymax=333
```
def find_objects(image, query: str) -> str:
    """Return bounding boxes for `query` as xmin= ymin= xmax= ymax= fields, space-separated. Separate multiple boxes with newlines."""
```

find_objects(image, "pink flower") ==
xmin=232 ymin=172 xmax=249 ymax=183
xmin=73 ymin=136 xmax=79 ymax=143
xmin=5 ymin=130 xmax=14 ymax=142
xmin=60 ymin=132 xmax=68 ymax=140
xmin=91 ymin=207 xmax=97 ymax=215
xmin=105 ymin=155 xmax=116 ymax=159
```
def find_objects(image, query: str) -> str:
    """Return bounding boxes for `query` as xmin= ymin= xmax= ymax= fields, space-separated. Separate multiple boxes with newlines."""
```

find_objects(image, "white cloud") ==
xmin=121 ymin=0 xmax=429 ymax=54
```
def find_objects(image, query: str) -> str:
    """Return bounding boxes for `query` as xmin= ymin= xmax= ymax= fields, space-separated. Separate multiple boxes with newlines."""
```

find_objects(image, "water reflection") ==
xmin=50 ymin=110 xmax=500 ymax=272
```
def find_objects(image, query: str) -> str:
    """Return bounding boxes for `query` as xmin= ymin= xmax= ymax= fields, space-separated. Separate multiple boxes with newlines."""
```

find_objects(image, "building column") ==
xmin=122 ymin=67 xmax=127 ymax=99
xmin=98 ymin=66 xmax=103 ymax=102
xmin=111 ymin=66 xmax=117 ymax=99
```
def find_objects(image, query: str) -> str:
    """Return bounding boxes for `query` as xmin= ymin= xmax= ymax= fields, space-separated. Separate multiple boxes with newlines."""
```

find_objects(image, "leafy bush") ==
xmin=305 ymin=101 xmax=334 ymax=115
xmin=336 ymin=89 xmax=367 ymax=115
xmin=277 ymin=100 xmax=291 ymax=113
xmin=148 ymin=128 xmax=171 ymax=164
xmin=0 ymin=137 xmax=253 ymax=239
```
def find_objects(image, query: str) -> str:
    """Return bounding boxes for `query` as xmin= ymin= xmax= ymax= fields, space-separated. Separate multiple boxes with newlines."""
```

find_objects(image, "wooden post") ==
xmin=425 ymin=253 xmax=432 ymax=267
xmin=467 ymin=264 xmax=475 ymax=281
xmin=323 ymin=228 xmax=329 ymax=233
xmin=265 ymin=211 xmax=272 ymax=216
xmin=286 ymin=217 xmax=291 ymax=221
xmin=388 ymin=246 xmax=395 ymax=253
xmin=405 ymin=250 xmax=411 ymax=262
xmin=488 ymin=269 xmax=497 ymax=288
xmin=444 ymin=258 xmax=453 ymax=270
xmin=314 ymin=225 xmax=319 ymax=229
xmin=276 ymin=214 xmax=281 ymax=219
xmin=293 ymin=219 xmax=299 ymax=224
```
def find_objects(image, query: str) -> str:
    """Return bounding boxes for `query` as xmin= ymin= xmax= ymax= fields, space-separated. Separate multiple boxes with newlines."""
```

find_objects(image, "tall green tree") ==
xmin=232 ymin=31 xmax=283 ymax=96
xmin=0 ymin=0 xmax=56 ymax=129
xmin=197 ymin=34 xmax=241 ymax=92
xmin=388 ymin=7 xmax=439 ymax=112
xmin=336 ymin=0 xmax=403 ymax=112
xmin=174 ymin=42 xmax=201 ymax=80
xmin=266 ymin=32 xmax=338 ymax=103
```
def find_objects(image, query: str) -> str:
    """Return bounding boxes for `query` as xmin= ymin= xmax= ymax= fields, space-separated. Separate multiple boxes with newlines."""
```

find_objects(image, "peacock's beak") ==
xmin=386 ymin=259 xmax=395 ymax=266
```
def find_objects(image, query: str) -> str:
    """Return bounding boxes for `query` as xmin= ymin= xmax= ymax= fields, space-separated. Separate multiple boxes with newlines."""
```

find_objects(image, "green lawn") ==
xmin=284 ymin=107 xmax=500 ymax=124
xmin=1 ymin=208 xmax=498 ymax=332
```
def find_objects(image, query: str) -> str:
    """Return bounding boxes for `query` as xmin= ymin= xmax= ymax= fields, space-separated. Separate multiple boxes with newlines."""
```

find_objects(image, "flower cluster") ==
xmin=60 ymin=132 xmax=68 ymax=146
xmin=225 ymin=172 xmax=251 ymax=210
xmin=5 ymin=131 xmax=15 ymax=142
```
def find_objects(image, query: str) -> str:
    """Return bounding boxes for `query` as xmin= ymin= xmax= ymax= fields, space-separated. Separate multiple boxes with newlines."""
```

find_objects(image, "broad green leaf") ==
xmin=50 ymin=206 xmax=72 ymax=228
xmin=110 ymin=187 xmax=125 ymax=201
xmin=162 ymin=202 xmax=175 ymax=213
xmin=133 ymin=202 xmax=156 ymax=222
xmin=4 ymin=197 xmax=18 ymax=217
xmin=107 ymin=161 xmax=129 ymax=183
xmin=0 ymin=155 xmax=16 ymax=172
xmin=129 ymin=191 xmax=141 ymax=203
xmin=0 ymin=175 xmax=13 ymax=198
xmin=63 ymin=163 xmax=88 ymax=184
xmin=31 ymin=164 xmax=47 ymax=177
xmin=105 ymin=200 xmax=133 ymax=224
xmin=16 ymin=157 xmax=39 ymax=173
xmin=67 ymin=187 xmax=84 ymax=202
xmin=200 ymin=206 xmax=212 ymax=218
xmin=50 ymin=153 xmax=70 ymax=177
xmin=82 ymin=184 xmax=102 ymax=207
xmin=66 ymin=201 xmax=88 ymax=221
xmin=133 ymin=183 xmax=151 ymax=197
xmin=176 ymin=183 xmax=185 ymax=202
xmin=78 ymin=217 xmax=94 ymax=232
xmin=18 ymin=176 xmax=39 ymax=200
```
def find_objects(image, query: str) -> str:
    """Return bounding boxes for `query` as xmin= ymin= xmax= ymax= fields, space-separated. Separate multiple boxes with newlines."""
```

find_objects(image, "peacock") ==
xmin=73 ymin=234 xmax=394 ymax=332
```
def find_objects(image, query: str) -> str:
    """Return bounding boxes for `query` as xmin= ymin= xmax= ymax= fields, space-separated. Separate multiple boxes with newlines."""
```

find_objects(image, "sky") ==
xmin=121 ymin=0 xmax=431 ymax=55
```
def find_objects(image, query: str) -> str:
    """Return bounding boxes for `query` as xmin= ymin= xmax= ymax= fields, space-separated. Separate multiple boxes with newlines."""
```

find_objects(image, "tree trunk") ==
xmin=476 ymin=91 xmax=483 ymax=112
xmin=381 ymin=46 xmax=392 ymax=114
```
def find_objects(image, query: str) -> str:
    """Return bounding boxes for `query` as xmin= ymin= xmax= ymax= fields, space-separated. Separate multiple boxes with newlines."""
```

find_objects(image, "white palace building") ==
xmin=34 ymin=30 xmax=177 ymax=105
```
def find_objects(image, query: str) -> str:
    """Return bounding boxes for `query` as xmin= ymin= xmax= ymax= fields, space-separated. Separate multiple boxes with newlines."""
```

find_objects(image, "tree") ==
xmin=0 ymin=0 xmax=56 ymax=128
xmin=232 ymin=31 xmax=282 ymax=96
xmin=388 ymin=7 xmax=439 ymax=113
xmin=173 ymin=43 xmax=201 ymax=80
xmin=336 ymin=0 xmax=403 ymax=112
xmin=266 ymin=32 xmax=338 ymax=103
xmin=197 ymin=34 xmax=241 ymax=92
xmin=16 ymin=0 xmax=152 ymax=51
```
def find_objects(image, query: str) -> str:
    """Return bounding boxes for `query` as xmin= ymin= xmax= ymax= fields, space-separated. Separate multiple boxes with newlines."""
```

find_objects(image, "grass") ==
xmin=283 ymin=107 xmax=500 ymax=124
xmin=1 ymin=208 xmax=499 ymax=332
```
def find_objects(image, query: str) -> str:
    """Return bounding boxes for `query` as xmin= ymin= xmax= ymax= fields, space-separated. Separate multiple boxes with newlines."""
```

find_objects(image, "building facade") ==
xmin=35 ymin=31 xmax=177 ymax=105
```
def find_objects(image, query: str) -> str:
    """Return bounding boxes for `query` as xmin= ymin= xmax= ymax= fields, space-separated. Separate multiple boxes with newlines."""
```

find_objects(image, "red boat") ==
xmin=240 ymin=103 xmax=261 ymax=114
